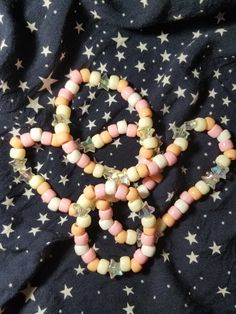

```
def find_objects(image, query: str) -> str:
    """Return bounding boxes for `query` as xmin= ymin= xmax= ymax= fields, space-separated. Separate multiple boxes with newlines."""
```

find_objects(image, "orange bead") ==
xmin=87 ymin=258 xmax=100 ymax=272
xmin=83 ymin=185 xmax=95 ymax=200
xmin=37 ymin=182 xmax=51 ymax=195
xmin=54 ymin=96 xmax=70 ymax=107
xmin=56 ymin=132 xmax=72 ymax=145
xmin=166 ymin=143 xmax=181 ymax=156
xmin=139 ymin=147 xmax=154 ymax=159
xmin=71 ymin=223 xmax=85 ymax=236
xmin=115 ymin=230 xmax=127 ymax=244
xmin=84 ymin=162 xmax=96 ymax=174
xmin=205 ymin=117 xmax=215 ymax=131
xmin=131 ymin=258 xmax=142 ymax=273
xmin=188 ymin=186 xmax=202 ymax=200
xmin=143 ymin=227 xmax=156 ymax=236
xmin=139 ymin=107 xmax=153 ymax=118
xmin=9 ymin=136 xmax=23 ymax=148
xmin=162 ymin=213 xmax=176 ymax=227
xmin=156 ymin=218 xmax=167 ymax=234
xmin=100 ymin=130 xmax=112 ymax=144
xmin=96 ymin=200 xmax=110 ymax=210
xmin=51 ymin=134 xmax=61 ymax=147
xmin=126 ymin=187 xmax=140 ymax=201
xmin=69 ymin=204 xmax=78 ymax=217
xmin=80 ymin=68 xmax=90 ymax=83
xmin=117 ymin=80 xmax=128 ymax=93
xmin=136 ymin=163 xmax=149 ymax=178
xmin=224 ymin=149 xmax=236 ymax=160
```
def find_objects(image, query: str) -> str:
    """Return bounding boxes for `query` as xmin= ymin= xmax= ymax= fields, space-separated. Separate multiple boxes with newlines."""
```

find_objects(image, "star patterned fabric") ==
xmin=0 ymin=0 xmax=236 ymax=313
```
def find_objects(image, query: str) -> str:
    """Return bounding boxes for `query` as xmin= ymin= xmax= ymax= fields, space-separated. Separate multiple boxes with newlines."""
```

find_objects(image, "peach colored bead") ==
xmin=151 ymin=173 xmax=163 ymax=184
xmin=141 ymin=233 xmax=156 ymax=246
xmin=108 ymin=220 xmax=123 ymax=236
xmin=41 ymin=189 xmax=56 ymax=203
xmin=56 ymin=132 xmax=72 ymax=145
xmin=77 ymin=153 xmax=90 ymax=168
xmin=54 ymin=96 xmax=70 ymax=107
xmin=74 ymin=232 xmax=89 ymax=245
xmin=162 ymin=213 xmax=176 ymax=227
xmin=68 ymin=203 xmax=77 ymax=217
xmin=82 ymin=248 xmax=96 ymax=264
xmin=224 ymin=149 xmax=236 ymax=160
xmin=87 ymin=258 xmax=99 ymax=272
xmin=156 ymin=218 xmax=167 ymax=234
xmin=188 ymin=186 xmax=202 ymax=200
xmin=69 ymin=69 xmax=83 ymax=84
xmin=84 ymin=161 xmax=96 ymax=174
xmin=164 ymin=151 xmax=177 ymax=166
xmin=135 ymin=99 xmax=149 ymax=113
xmin=180 ymin=191 xmax=194 ymax=204
xmin=205 ymin=117 xmax=215 ymax=131
xmin=80 ymin=68 xmax=90 ymax=83
xmin=115 ymin=184 xmax=129 ymax=201
xmin=95 ymin=183 xmax=106 ymax=199
xmin=51 ymin=134 xmax=61 ymax=147
xmin=218 ymin=139 xmax=234 ymax=152
xmin=136 ymin=163 xmax=149 ymax=178
xmin=20 ymin=133 xmax=35 ymax=147
xmin=143 ymin=227 xmax=156 ymax=236
xmin=126 ymin=187 xmax=140 ymax=201
xmin=142 ymin=177 xmax=156 ymax=190
xmin=99 ymin=208 xmax=113 ymax=220
xmin=207 ymin=124 xmax=223 ymax=138
xmin=100 ymin=130 xmax=112 ymax=144
xmin=166 ymin=144 xmax=181 ymax=156
xmin=133 ymin=249 xmax=148 ymax=265
xmin=10 ymin=136 xmax=23 ymax=148
xmin=140 ymin=159 xmax=160 ymax=176
xmin=115 ymin=230 xmax=127 ymax=244
xmin=83 ymin=185 xmax=95 ymax=200
xmin=126 ymin=124 xmax=138 ymax=137
xmin=96 ymin=200 xmax=110 ymax=211
xmin=71 ymin=223 xmax=85 ymax=236
xmin=131 ymin=258 xmax=142 ymax=273
xmin=37 ymin=182 xmax=51 ymax=195
xmin=59 ymin=198 xmax=71 ymax=213
xmin=139 ymin=147 xmax=154 ymax=159
xmin=121 ymin=86 xmax=134 ymax=101
xmin=41 ymin=132 xmax=53 ymax=146
xmin=58 ymin=88 xmax=74 ymax=101
xmin=168 ymin=206 xmax=182 ymax=220
xmin=62 ymin=140 xmax=78 ymax=154
xmin=117 ymin=79 xmax=128 ymax=93
xmin=107 ymin=124 xmax=119 ymax=138
xmin=139 ymin=107 xmax=152 ymax=118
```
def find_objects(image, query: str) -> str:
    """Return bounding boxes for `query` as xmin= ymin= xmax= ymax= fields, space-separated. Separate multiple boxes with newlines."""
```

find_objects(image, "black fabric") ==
xmin=0 ymin=0 xmax=236 ymax=313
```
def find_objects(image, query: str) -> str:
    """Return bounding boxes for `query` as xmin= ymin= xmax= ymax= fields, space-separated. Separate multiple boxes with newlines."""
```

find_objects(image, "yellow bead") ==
xmin=141 ymin=214 xmax=156 ymax=228
xmin=77 ymin=194 xmax=94 ymax=209
xmin=173 ymin=137 xmax=188 ymax=151
xmin=91 ymin=134 xmax=104 ymax=149
xmin=120 ymin=256 xmax=131 ymax=272
xmin=194 ymin=118 xmax=207 ymax=132
xmin=10 ymin=148 xmax=26 ymax=160
xmin=215 ymin=154 xmax=231 ymax=167
xmin=92 ymin=164 xmax=104 ymax=178
xmin=76 ymin=215 xmax=92 ymax=228
xmin=126 ymin=229 xmax=137 ymax=245
xmin=29 ymin=175 xmax=45 ymax=189
xmin=56 ymin=104 xmax=71 ymax=119
xmin=195 ymin=180 xmax=210 ymax=195
xmin=127 ymin=166 xmax=140 ymax=182
xmin=128 ymin=198 xmax=143 ymax=212
xmin=138 ymin=117 xmax=153 ymax=129
xmin=89 ymin=71 xmax=101 ymax=86
xmin=108 ymin=75 xmax=119 ymax=90
xmin=97 ymin=259 xmax=109 ymax=275
xmin=54 ymin=123 xmax=70 ymax=134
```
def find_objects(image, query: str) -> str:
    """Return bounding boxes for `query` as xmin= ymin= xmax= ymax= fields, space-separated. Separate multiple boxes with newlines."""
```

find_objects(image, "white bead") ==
xmin=89 ymin=71 xmax=101 ymax=86
xmin=120 ymin=256 xmax=131 ymax=272
xmin=141 ymin=245 xmax=156 ymax=257
xmin=56 ymin=104 xmax=71 ymax=119
xmin=76 ymin=215 xmax=92 ymax=228
xmin=65 ymin=80 xmax=80 ymax=94
xmin=10 ymin=148 xmax=26 ymax=160
xmin=67 ymin=150 xmax=81 ymax=164
xmin=128 ymin=92 xmax=142 ymax=107
xmin=143 ymin=137 xmax=159 ymax=149
xmin=105 ymin=180 xmax=117 ymax=195
xmin=92 ymin=164 xmax=104 ymax=178
xmin=97 ymin=259 xmax=109 ymax=275
xmin=29 ymin=175 xmax=44 ymax=189
xmin=77 ymin=194 xmax=94 ymax=209
xmin=137 ymin=184 xmax=150 ymax=199
xmin=54 ymin=123 xmax=70 ymax=134
xmin=217 ymin=129 xmax=231 ymax=142
xmin=74 ymin=244 xmax=89 ymax=256
xmin=108 ymin=75 xmax=119 ymax=90
xmin=141 ymin=214 xmax=156 ymax=228
xmin=174 ymin=199 xmax=189 ymax=214
xmin=91 ymin=134 xmax=104 ymax=149
xmin=195 ymin=180 xmax=210 ymax=195
xmin=48 ymin=197 xmax=60 ymax=211
xmin=152 ymin=154 xmax=168 ymax=169
xmin=30 ymin=128 xmax=42 ymax=142
xmin=127 ymin=166 xmax=140 ymax=182
xmin=99 ymin=219 xmax=114 ymax=230
xmin=126 ymin=229 xmax=137 ymax=245
xmin=117 ymin=120 xmax=128 ymax=134
xmin=194 ymin=118 xmax=207 ymax=132
xmin=138 ymin=117 xmax=153 ymax=129
xmin=215 ymin=154 xmax=231 ymax=167
xmin=128 ymin=198 xmax=143 ymax=212
xmin=173 ymin=137 xmax=188 ymax=151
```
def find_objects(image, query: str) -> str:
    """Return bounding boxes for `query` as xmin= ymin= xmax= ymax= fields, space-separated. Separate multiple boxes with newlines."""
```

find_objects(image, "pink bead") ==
xmin=74 ymin=232 xmax=89 ymax=245
xmin=69 ymin=69 xmax=82 ymax=84
xmin=115 ymin=184 xmax=129 ymax=201
xmin=142 ymin=177 xmax=156 ymax=190
xmin=121 ymin=86 xmax=134 ymax=101
xmin=207 ymin=124 xmax=223 ymax=138
xmin=107 ymin=124 xmax=119 ymax=138
xmin=146 ymin=161 xmax=160 ymax=177
xmin=135 ymin=99 xmax=149 ymax=113
xmin=59 ymin=198 xmax=71 ymax=213
xmin=99 ymin=208 xmax=113 ymax=220
xmin=58 ymin=88 xmax=74 ymax=101
xmin=164 ymin=151 xmax=177 ymax=166
xmin=62 ymin=140 xmax=78 ymax=154
xmin=81 ymin=248 xmax=96 ymax=264
xmin=76 ymin=154 xmax=90 ymax=168
xmin=108 ymin=220 xmax=123 ymax=236
xmin=141 ymin=233 xmax=155 ymax=246
xmin=41 ymin=189 xmax=56 ymax=203
xmin=150 ymin=174 xmax=163 ymax=184
xmin=20 ymin=133 xmax=35 ymax=147
xmin=126 ymin=124 xmax=137 ymax=137
xmin=168 ymin=206 xmax=182 ymax=220
xmin=95 ymin=184 xmax=106 ymax=199
xmin=218 ymin=139 xmax=234 ymax=152
xmin=133 ymin=249 xmax=148 ymax=265
xmin=180 ymin=191 xmax=194 ymax=204
xmin=41 ymin=131 xmax=53 ymax=146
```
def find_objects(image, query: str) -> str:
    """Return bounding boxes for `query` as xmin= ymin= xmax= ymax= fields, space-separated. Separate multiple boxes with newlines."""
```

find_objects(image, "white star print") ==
xmin=174 ymin=86 xmax=186 ymax=98
xmin=184 ymin=232 xmax=198 ymax=245
xmin=102 ymin=111 xmax=111 ymax=122
xmin=74 ymin=264 xmax=85 ymax=275
xmin=20 ymin=282 xmax=37 ymax=302
xmin=82 ymin=46 xmax=95 ymax=59
xmin=192 ymin=30 xmax=202 ymax=38
xmin=209 ymin=242 xmax=222 ymax=255
xmin=123 ymin=303 xmax=135 ymax=314
xmin=112 ymin=32 xmax=129 ymax=48
xmin=208 ymin=88 xmax=218 ymax=98
xmin=26 ymin=21 xmax=38 ymax=32
xmin=34 ymin=306 xmax=47 ymax=314
xmin=215 ymin=28 xmax=227 ymax=36
xmin=161 ymin=250 xmax=170 ymax=262
xmin=112 ymin=138 xmax=122 ymax=148
xmin=162 ymin=75 xmax=171 ymax=87
xmin=221 ymin=115 xmax=230 ymax=125
xmin=86 ymin=120 xmax=96 ymax=131
xmin=26 ymin=117 xmax=37 ymax=126
xmin=29 ymin=227 xmax=41 ymax=236
xmin=192 ymin=68 xmax=200 ymax=78
xmin=23 ymin=188 xmax=34 ymax=200
xmin=1 ymin=196 xmax=15 ymax=209
xmin=215 ymin=12 xmax=225 ymax=24
xmin=38 ymin=72 xmax=58 ymax=94
xmin=60 ymin=285 xmax=73 ymax=299
xmin=128 ymin=211 xmax=139 ymax=221
xmin=0 ymin=39 xmax=8 ymax=50
xmin=27 ymin=97 xmax=44 ymax=113
xmin=1 ymin=223 xmax=14 ymax=238
xmin=59 ymin=175 xmax=69 ymax=186
xmin=97 ymin=62 xmax=108 ymax=73
xmin=115 ymin=51 xmax=125 ymax=61
xmin=105 ymin=94 xmax=117 ymax=106
xmin=160 ymin=50 xmax=171 ymax=62
xmin=177 ymin=53 xmax=188 ymax=64
xmin=165 ymin=192 xmax=174 ymax=202
xmin=222 ymin=96 xmax=231 ymax=107
xmin=90 ymin=10 xmax=101 ymax=19
xmin=160 ymin=104 xmax=170 ymax=115
xmin=213 ymin=69 xmax=221 ymax=79
xmin=37 ymin=213 xmax=49 ymax=224
xmin=123 ymin=286 xmax=134 ymax=296
xmin=135 ymin=60 xmax=145 ymax=72
xmin=0 ymin=14 xmax=3 ymax=24
xmin=190 ymin=92 xmax=199 ymax=105
xmin=18 ymin=80 xmax=29 ymax=91
xmin=217 ymin=286 xmax=231 ymax=297
xmin=210 ymin=191 xmax=221 ymax=202
xmin=0 ymin=80 xmax=10 ymax=92
xmin=15 ymin=59 xmax=23 ymax=70
xmin=186 ymin=251 xmax=199 ymax=264
xmin=41 ymin=46 xmax=52 ymax=57
xmin=74 ymin=21 xmax=85 ymax=34
xmin=157 ymin=31 xmax=169 ymax=43
xmin=137 ymin=42 xmax=148 ymax=52
xmin=232 ymin=83 xmax=236 ymax=91
xmin=42 ymin=0 xmax=52 ymax=9
xmin=140 ymin=0 xmax=148 ymax=8
xmin=58 ymin=216 xmax=68 ymax=226
xmin=80 ymin=102 xmax=90 ymax=115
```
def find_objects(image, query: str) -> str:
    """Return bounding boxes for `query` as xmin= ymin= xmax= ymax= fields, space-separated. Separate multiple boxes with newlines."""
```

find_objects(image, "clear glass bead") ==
xmin=138 ymin=127 xmax=155 ymax=140
xmin=98 ymin=73 xmax=110 ymax=91
xmin=211 ymin=165 xmax=229 ymax=179
xmin=201 ymin=172 xmax=220 ymax=190
xmin=108 ymin=259 xmax=123 ymax=279
xmin=172 ymin=125 xmax=190 ymax=139
xmin=18 ymin=167 xmax=33 ymax=183
xmin=51 ymin=114 xmax=70 ymax=127
xmin=138 ymin=202 xmax=155 ymax=218
xmin=9 ymin=158 xmax=27 ymax=173
xmin=78 ymin=136 xmax=96 ymax=153
xmin=136 ymin=228 xmax=142 ymax=248
xmin=73 ymin=204 xmax=91 ymax=217
xmin=183 ymin=119 xmax=197 ymax=130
